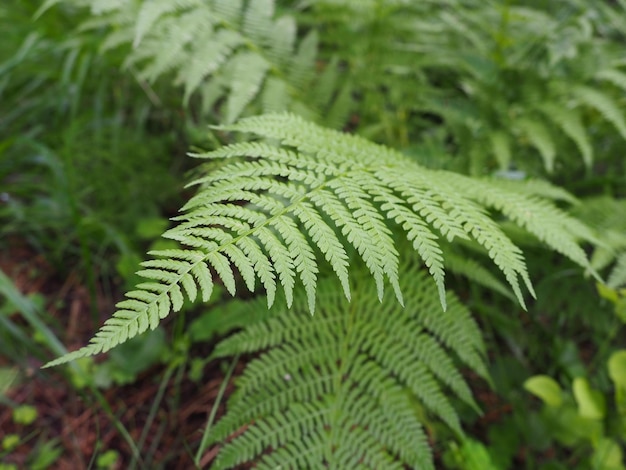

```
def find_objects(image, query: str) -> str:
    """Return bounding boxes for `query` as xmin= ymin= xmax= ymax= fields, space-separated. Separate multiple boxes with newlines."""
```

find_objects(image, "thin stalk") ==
xmin=194 ymin=354 xmax=240 ymax=466
xmin=128 ymin=365 xmax=177 ymax=470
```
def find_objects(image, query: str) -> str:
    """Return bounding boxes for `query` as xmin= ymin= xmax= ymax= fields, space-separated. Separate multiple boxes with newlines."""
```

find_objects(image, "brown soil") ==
xmin=0 ymin=241 xmax=236 ymax=469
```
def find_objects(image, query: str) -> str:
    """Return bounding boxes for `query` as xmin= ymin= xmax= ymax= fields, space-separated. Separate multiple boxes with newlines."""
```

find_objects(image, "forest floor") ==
xmin=0 ymin=240 xmax=245 ymax=469
xmin=0 ymin=239 xmax=511 ymax=469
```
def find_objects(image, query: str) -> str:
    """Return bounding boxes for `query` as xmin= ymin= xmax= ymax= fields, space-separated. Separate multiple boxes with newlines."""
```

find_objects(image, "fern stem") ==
xmin=194 ymin=353 xmax=240 ymax=467
xmin=325 ymin=287 xmax=359 ymax=465
xmin=128 ymin=364 xmax=176 ymax=470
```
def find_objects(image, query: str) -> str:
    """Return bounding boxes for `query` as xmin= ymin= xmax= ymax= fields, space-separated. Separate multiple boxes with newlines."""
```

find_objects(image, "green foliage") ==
xmin=1 ymin=404 xmax=62 ymax=470
xmin=14 ymin=0 xmax=625 ymax=467
xmin=206 ymin=263 xmax=486 ymax=469
xmin=444 ymin=437 xmax=499 ymax=470
xmin=0 ymin=0 xmax=182 ymax=278
xmin=573 ymin=197 xmax=626 ymax=288
xmin=45 ymin=113 xmax=595 ymax=368
xmin=12 ymin=405 xmax=38 ymax=425
xmin=406 ymin=1 xmax=626 ymax=175
xmin=37 ymin=0 xmax=626 ymax=176
xmin=39 ymin=0 xmax=330 ymax=123
xmin=525 ymin=350 xmax=626 ymax=470
xmin=96 ymin=450 xmax=120 ymax=469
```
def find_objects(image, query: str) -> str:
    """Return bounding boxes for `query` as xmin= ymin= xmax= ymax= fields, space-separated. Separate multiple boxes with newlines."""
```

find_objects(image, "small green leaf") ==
xmin=13 ymin=405 xmax=37 ymax=425
xmin=524 ymin=375 xmax=563 ymax=407
xmin=2 ymin=434 xmax=20 ymax=451
xmin=592 ymin=438 xmax=625 ymax=470
xmin=608 ymin=350 xmax=626 ymax=416
xmin=96 ymin=450 xmax=120 ymax=469
xmin=598 ymin=283 xmax=620 ymax=304
xmin=608 ymin=350 xmax=626 ymax=389
xmin=447 ymin=438 xmax=499 ymax=470
xmin=572 ymin=377 xmax=605 ymax=420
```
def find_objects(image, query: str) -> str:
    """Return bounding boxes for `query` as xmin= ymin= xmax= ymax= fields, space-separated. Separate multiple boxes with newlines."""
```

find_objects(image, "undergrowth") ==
xmin=3 ymin=0 xmax=624 ymax=468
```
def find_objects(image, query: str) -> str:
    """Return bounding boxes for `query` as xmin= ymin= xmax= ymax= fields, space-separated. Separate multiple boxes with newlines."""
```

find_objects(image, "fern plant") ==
xmin=408 ymin=0 xmax=626 ymax=175
xmin=39 ymin=0 xmax=334 ymax=124
xmin=204 ymin=261 xmax=487 ymax=469
xmin=45 ymin=0 xmax=626 ymax=173
xmin=45 ymin=113 xmax=596 ymax=368
xmin=42 ymin=112 xmax=601 ymax=466
xmin=36 ymin=1 xmax=623 ymax=467
xmin=573 ymin=196 xmax=626 ymax=289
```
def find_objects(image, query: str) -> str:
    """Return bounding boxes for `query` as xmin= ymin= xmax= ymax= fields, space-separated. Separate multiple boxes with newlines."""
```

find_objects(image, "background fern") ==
xmin=45 ymin=0 xmax=626 ymax=177
xmin=572 ymin=196 xmax=626 ymax=289
xmin=409 ymin=1 xmax=626 ymax=175
xmin=205 ymin=261 xmax=487 ymax=469
xmin=40 ymin=0 xmax=337 ymax=124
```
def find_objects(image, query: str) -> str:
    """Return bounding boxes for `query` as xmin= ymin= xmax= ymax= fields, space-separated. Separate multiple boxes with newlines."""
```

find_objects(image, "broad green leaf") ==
xmin=524 ymin=375 xmax=563 ymax=407
xmin=572 ymin=377 xmax=605 ymax=420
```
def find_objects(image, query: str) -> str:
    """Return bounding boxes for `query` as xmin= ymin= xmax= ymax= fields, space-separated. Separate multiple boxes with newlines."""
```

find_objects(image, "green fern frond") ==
xmin=444 ymin=250 xmax=517 ymax=302
xmin=444 ymin=174 xmax=598 ymax=273
xmin=207 ymin=263 xmax=486 ymax=469
xmin=608 ymin=253 xmax=626 ymax=289
xmin=513 ymin=178 xmax=578 ymax=205
xmin=596 ymin=68 xmax=626 ymax=93
xmin=572 ymin=196 xmax=626 ymax=276
xmin=44 ymin=113 xmax=595 ymax=368
xmin=489 ymin=130 xmax=512 ymax=170
xmin=572 ymin=85 xmax=626 ymax=140
xmin=538 ymin=103 xmax=593 ymax=167
xmin=224 ymin=51 xmax=270 ymax=123
xmin=66 ymin=0 xmax=323 ymax=122
xmin=515 ymin=117 xmax=556 ymax=173
xmin=133 ymin=0 xmax=201 ymax=48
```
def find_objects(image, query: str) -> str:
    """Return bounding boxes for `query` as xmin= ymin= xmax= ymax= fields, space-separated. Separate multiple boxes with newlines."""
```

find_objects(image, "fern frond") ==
xmin=515 ymin=117 xmax=556 ymax=173
xmin=608 ymin=253 xmax=626 ymax=289
xmin=64 ymin=0 xmax=323 ymax=122
xmin=133 ymin=0 xmax=201 ymax=48
xmin=572 ymin=85 xmax=626 ymax=140
xmin=444 ymin=250 xmax=517 ymax=302
xmin=444 ymin=174 xmax=598 ymax=274
xmin=208 ymin=263 xmax=485 ymax=469
xmin=595 ymin=68 xmax=626 ymax=94
xmin=538 ymin=103 xmax=593 ymax=167
xmin=489 ymin=130 xmax=511 ymax=170
xmin=512 ymin=178 xmax=578 ymax=205
xmin=572 ymin=196 xmax=626 ymax=277
xmin=224 ymin=51 xmax=270 ymax=123
xmin=45 ymin=113 xmax=594 ymax=367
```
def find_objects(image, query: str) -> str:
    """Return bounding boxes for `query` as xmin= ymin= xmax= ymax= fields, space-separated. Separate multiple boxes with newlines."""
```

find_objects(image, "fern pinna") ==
xmin=205 ymin=261 xmax=487 ymax=469
xmin=46 ymin=113 xmax=594 ymax=368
